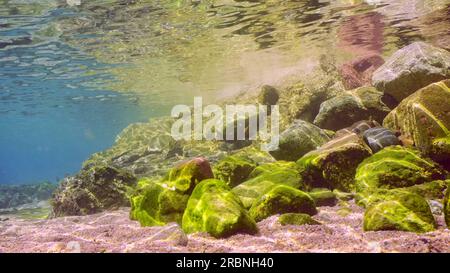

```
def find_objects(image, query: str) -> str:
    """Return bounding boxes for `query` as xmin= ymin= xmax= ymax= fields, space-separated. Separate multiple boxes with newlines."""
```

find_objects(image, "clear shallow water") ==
xmin=0 ymin=0 xmax=449 ymax=184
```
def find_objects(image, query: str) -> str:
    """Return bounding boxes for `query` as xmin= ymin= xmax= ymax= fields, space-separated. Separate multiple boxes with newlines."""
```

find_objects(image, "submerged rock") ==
xmin=249 ymin=185 xmax=317 ymax=222
xmin=355 ymin=146 xmax=445 ymax=193
xmin=383 ymin=80 xmax=450 ymax=165
xmin=258 ymin=85 xmax=279 ymax=105
xmin=182 ymin=179 xmax=257 ymax=238
xmin=164 ymin=157 xmax=214 ymax=194
xmin=51 ymin=166 xmax=137 ymax=217
xmin=0 ymin=182 xmax=57 ymax=210
xmin=269 ymin=119 xmax=330 ymax=161
xmin=232 ymin=161 xmax=303 ymax=209
xmin=297 ymin=133 xmax=372 ymax=192
xmin=278 ymin=213 xmax=321 ymax=226
xmin=363 ymin=189 xmax=436 ymax=233
xmin=339 ymin=54 xmax=385 ymax=90
xmin=213 ymin=155 xmax=257 ymax=188
xmin=372 ymin=42 xmax=450 ymax=103
xmin=308 ymin=189 xmax=338 ymax=207
xmin=314 ymin=87 xmax=391 ymax=130
xmin=362 ymin=127 xmax=400 ymax=153
xmin=334 ymin=120 xmax=380 ymax=139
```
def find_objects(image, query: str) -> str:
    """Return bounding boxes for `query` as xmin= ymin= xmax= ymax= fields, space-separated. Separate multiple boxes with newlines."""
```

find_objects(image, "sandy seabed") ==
xmin=1 ymin=202 xmax=449 ymax=253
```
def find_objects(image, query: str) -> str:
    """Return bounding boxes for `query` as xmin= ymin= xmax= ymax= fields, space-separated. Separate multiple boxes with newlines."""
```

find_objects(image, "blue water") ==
xmin=0 ymin=6 xmax=161 ymax=184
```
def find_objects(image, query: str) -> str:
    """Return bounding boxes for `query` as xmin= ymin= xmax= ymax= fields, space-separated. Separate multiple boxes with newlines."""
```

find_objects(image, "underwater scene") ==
xmin=0 ymin=0 xmax=450 ymax=253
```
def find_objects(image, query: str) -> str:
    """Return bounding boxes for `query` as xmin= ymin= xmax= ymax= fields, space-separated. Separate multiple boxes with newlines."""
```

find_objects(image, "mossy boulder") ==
xmin=297 ymin=133 xmax=372 ymax=192
xmin=182 ymin=179 xmax=257 ymax=238
xmin=249 ymin=185 xmax=317 ymax=222
xmin=363 ymin=189 xmax=436 ymax=233
xmin=279 ymin=213 xmax=321 ymax=226
xmin=362 ymin=127 xmax=400 ymax=153
xmin=213 ymin=155 xmax=257 ymax=187
xmin=372 ymin=42 xmax=450 ymax=103
xmin=269 ymin=119 xmax=330 ymax=161
xmin=51 ymin=166 xmax=137 ymax=217
xmin=258 ymin=85 xmax=279 ymax=106
xmin=232 ymin=161 xmax=303 ymax=208
xmin=383 ymin=80 xmax=450 ymax=162
xmin=314 ymin=87 xmax=391 ymax=131
xmin=444 ymin=187 xmax=450 ymax=227
xmin=164 ymin=157 xmax=214 ymax=194
xmin=355 ymin=146 xmax=445 ymax=193
xmin=309 ymin=188 xmax=338 ymax=207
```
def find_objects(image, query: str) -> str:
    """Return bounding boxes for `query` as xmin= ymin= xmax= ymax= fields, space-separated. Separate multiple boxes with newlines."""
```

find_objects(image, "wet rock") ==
xmin=213 ymin=155 xmax=257 ymax=188
xmin=51 ymin=166 xmax=137 ymax=217
xmin=278 ymin=213 xmax=321 ymax=226
xmin=258 ymin=85 xmax=279 ymax=105
xmin=339 ymin=54 xmax=385 ymax=89
xmin=297 ymin=132 xmax=372 ymax=192
xmin=314 ymin=87 xmax=391 ymax=130
xmin=372 ymin=42 xmax=450 ymax=102
xmin=182 ymin=179 xmax=257 ymax=238
xmin=232 ymin=161 xmax=303 ymax=209
xmin=362 ymin=127 xmax=400 ymax=153
xmin=269 ymin=119 xmax=330 ymax=161
xmin=355 ymin=146 xmax=445 ymax=193
xmin=383 ymin=80 xmax=450 ymax=165
xmin=334 ymin=120 xmax=380 ymax=139
xmin=363 ymin=189 xmax=436 ymax=233
xmin=309 ymin=189 xmax=338 ymax=207
xmin=164 ymin=157 xmax=214 ymax=193
xmin=249 ymin=185 xmax=317 ymax=222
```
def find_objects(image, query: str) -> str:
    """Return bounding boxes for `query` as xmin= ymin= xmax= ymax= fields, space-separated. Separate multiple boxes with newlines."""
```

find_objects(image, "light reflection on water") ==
xmin=0 ymin=0 xmax=449 ymax=184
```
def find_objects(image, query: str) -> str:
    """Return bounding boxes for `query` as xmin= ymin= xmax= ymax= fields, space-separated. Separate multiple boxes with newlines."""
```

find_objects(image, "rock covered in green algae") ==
xmin=232 ymin=161 xmax=303 ymax=209
xmin=278 ymin=213 xmax=321 ymax=226
xmin=129 ymin=157 xmax=214 ymax=226
xmin=164 ymin=157 xmax=214 ymax=194
xmin=372 ymin=42 xmax=450 ymax=103
xmin=0 ymin=182 xmax=57 ymax=209
xmin=213 ymin=155 xmax=257 ymax=188
xmin=444 ymin=187 xmax=450 ymax=228
xmin=51 ymin=166 xmax=137 ymax=217
xmin=313 ymin=87 xmax=391 ymax=131
xmin=269 ymin=119 xmax=330 ymax=161
xmin=383 ymin=80 xmax=450 ymax=165
xmin=130 ymin=179 xmax=189 ymax=226
xmin=355 ymin=146 xmax=445 ymax=193
xmin=297 ymin=132 xmax=372 ymax=192
xmin=362 ymin=127 xmax=400 ymax=153
xmin=363 ymin=189 xmax=436 ymax=233
xmin=182 ymin=179 xmax=257 ymax=238
xmin=249 ymin=185 xmax=317 ymax=222
xmin=258 ymin=85 xmax=279 ymax=106
xmin=308 ymin=188 xmax=337 ymax=207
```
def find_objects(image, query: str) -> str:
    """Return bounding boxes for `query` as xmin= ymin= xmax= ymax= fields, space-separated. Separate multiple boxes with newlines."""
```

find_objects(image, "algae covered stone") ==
xmin=314 ymin=87 xmax=390 ymax=131
xmin=372 ymin=42 xmax=450 ymax=102
xmin=297 ymin=133 xmax=372 ymax=191
xmin=164 ymin=157 xmax=214 ymax=193
xmin=249 ymin=185 xmax=317 ymax=222
xmin=258 ymin=85 xmax=279 ymax=106
xmin=182 ymin=179 xmax=257 ymax=238
xmin=269 ymin=119 xmax=330 ymax=161
xmin=355 ymin=146 xmax=445 ymax=193
xmin=213 ymin=155 xmax=257 ymax=187
xmin=363 ymin=190 xmax=436 ymax=233
xmin=279 ymin=213 xmax=321 ymax=226
xmin=232 ymin=161 xmax=303 ymax=208
xmin=309 ymin=188 xmax=337 ymax=207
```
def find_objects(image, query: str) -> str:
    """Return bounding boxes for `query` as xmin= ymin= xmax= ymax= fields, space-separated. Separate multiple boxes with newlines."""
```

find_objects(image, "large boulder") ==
xmin=383 ymin=80 xmax=450 ymax=165
xmin=362 ymin=127 xmax=400 ymax=153
xmin=355 ymin=146 xmax=445 ymax=193
xmin=232 ymin=161 xmax=303 ymax=209
xmin=297 ymin=133 xmax=372 ymax=192
xmin=248 ymin=185 xmax=317 ymax=222
xmin=51 ymin=166 xmax=137 ymax=217
xmin=213 ymin=155 xmax=257 ymax=188
xmin=363 ymin=189 xmax=436 ymax=233
xmin=269 ymin=120 xmax=331 ymax=161
xmin=372 ymin=42 xmax=450 ymax=103
xmin=314 ymin=87 xmax=390 ymax=131
xmin=182 ymin=179 xmax=257 ymax=238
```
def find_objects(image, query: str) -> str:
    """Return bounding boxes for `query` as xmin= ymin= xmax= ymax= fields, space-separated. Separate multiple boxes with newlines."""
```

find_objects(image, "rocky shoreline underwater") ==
xmin=1 ymin=41 xmax=450 ymax=253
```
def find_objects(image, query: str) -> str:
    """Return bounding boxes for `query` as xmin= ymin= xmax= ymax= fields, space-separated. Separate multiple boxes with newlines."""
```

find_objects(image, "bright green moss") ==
xmin=232 ymin=161 xmax=303 ymax=208
xmin=213 ymin=155 xmax=256 ymax=187
xmin=182 ymin=179 xmax=257 ymax=238
xmin=278 ymin=213 xmax=321 ymax=226
xmin=309 ymin=188 xmax=337 ymax=207
xmin=164 ymin=158 xmax=214 ymax=193
xmin=249 ymin=185 xmax=317 ymax=222
xmin=355 ymin=146 xmax=445 ymax=193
